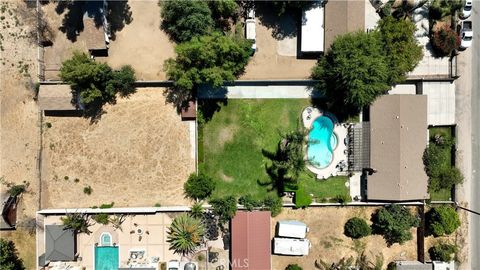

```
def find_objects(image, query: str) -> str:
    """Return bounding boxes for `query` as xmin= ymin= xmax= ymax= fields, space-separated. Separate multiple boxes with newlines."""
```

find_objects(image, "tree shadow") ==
xmin=56 ymin=0 xmax=132 ymax=42
xmin=254 ymin=2 xmax=300 ymax=40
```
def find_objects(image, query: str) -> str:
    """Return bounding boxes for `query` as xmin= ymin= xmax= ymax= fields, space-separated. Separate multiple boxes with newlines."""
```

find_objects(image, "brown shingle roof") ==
xmin=38 ymin=84 xmax=76 ymax=111
xmin=231 ymin=211 xmax=271 ymax=270
xmin=368 ymin=95 xmax=429 ymax=201
xmin=83 ymin=19 xmax=106 ymax=51
xmin=324 ymin=0 xmax=365 ymax=50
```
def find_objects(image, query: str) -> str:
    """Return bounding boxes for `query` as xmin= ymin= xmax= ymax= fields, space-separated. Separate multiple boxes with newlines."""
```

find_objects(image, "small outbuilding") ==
xmin=38 ymin=84 xmax=79 ymax=112
xmin=44 ymin=225 xmax=76 ymax=262
xmin=273 ymin=238 xmax=311 ymax=256
xmin=276 ymin=220 xmax=309 ymax=239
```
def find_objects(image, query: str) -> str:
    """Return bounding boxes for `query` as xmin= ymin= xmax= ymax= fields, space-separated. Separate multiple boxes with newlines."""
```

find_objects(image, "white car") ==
xmin=245 ymin=9 xmax=256 ymax=53
xmin=167 ymin=260 xmax=180 ymax=270
xmin=460 ymin=21 xmax=473 ymax=49
xmin=460 ymin=0 xmax=473 ymax=19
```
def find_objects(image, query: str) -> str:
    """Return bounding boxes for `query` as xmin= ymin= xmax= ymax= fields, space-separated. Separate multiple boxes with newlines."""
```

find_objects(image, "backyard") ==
xmin=428 ymin=126 xmax=455 ymax=201
xmin=199 ymin=99 xmax=349 ymax=202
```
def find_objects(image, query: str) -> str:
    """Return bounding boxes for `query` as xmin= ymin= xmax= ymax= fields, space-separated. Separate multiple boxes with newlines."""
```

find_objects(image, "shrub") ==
xmin=209 ymin=196 xmax=237 ymax=225
xmin=431 ymin=26 xmax=460 ymax=57
xmin=333 ymin=194 xmax=351 ymax=205
xmin=285 ymin=264 xmax=303 ymax=270
xmin=83 ymin=185 xmax=93 ymax=195
xmin=344 ymin=217 xmax=371 ymax=239
xmin=99 ymin=202 xmax=114 ymax=209
xmin=293 ymin=188 xmax=312 ymax=208
xmin=184 ymin=173 xmax=216 ymax=201
xmin=429 ymin=243 xmax=457 ymax=261
xmin=61 ymin=212 xmax=92 ymax=234
xmin=426 ymin=206 xmax=461 ymax=236
xmin=7 ymin=183 xmax=28 ymax=197
xmin=263 ymin=194 xmax=283 ymax=217
xmin=93 ymin=213 xmax=109 ymax=225
xmin=371 ymin=205 xmax=419 ymax=245
xmin=190 ymin=202 xmax=204 ymax=219
xmin=0 ymin=239 xmax=25 ymax=270
xmin=238 ymin=194 xmax=262 ymax=211
xmin=167 ymin=214 xmax=205 ymax=256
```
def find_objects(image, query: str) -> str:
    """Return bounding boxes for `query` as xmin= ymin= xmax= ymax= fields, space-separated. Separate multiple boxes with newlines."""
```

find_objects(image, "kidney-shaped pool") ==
xmin=307 ymin=115 xmax=337 ymax=169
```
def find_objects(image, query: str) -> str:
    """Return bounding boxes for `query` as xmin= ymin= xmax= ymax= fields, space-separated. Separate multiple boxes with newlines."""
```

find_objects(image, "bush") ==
xmin=7 ymin=184 xmax=28 ymax=197
xmin=293 ymin=188 xmax=312 ymax=208
xmin=238 ymin=194 xmax=262 ymax=211
xmin=423 ymin=142 xmax=463 ymax=192
xmin=431 ymin=26 xmax=460 ymax=57
xmin=285 ymin=264 xmax=303 ymax=270
xmin=263 ymin=194 xmax=283 ymax=217
xmin=83 ymin=185 xmax=93 ymax=195
xmin=209 ymin=196 xmax=237 ymax=225
xmin=371 ymin=205 xmax=419 ymax=245
xmin=190 ymin=202 xmax=204 ymax=219
xmin=332 ymin=194 xmax=351 ymax=205
xmin=99 ymin=202 xmax=114 ymax=209
xmin=426 ymin=206 xmax=461 ymax=236
xmin=184 ymin=173 xmax=215 ymax=201
xmin=93 ymin=213 xmax=109 ymax=225
xmin=344 ymin=217 xmax=371 ymax=239
xmin=429 ymin=243 xmax=457 ymax=261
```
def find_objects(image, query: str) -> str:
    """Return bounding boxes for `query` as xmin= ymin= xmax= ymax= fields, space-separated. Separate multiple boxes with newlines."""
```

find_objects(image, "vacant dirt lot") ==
xmin=41 ymin=88 xmax=194 ymax=208
xmin=103 ymin=1 xmax=175 ymax=80
xmin=271 ymin=207 xmax=418 ymax=269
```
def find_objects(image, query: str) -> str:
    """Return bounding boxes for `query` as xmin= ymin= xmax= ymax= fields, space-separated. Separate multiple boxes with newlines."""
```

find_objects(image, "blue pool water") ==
xmin=307 ymin=116 xmax=337 ymax=169
xmin=95 ymin=246 xmax=119 ymax=270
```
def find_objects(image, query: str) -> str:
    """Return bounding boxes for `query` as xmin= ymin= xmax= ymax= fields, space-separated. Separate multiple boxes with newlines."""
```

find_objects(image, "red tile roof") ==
xmin=231 ymin=211 xmax=271 ymax=270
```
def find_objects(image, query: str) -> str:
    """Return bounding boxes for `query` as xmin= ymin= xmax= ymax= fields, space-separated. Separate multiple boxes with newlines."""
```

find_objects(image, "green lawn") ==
xmin=428 ymin=127 xmax=454 ymax=201
xmin=199 ymin=99 xmax=349 ymax=201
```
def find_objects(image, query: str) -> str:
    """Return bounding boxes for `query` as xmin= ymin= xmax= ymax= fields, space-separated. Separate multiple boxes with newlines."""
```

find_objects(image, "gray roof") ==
xmin=324 ymin=0 xmax=365 ymax=50
xmin=396 ymin=261 xmax=433 ymax=270
xmin=368 ymin=95 xmax=429 ymax=201
xmin=38 ymin=85 xmax=77 ymax=111
xmin=45 ymin=225 xmax=75 ymax=261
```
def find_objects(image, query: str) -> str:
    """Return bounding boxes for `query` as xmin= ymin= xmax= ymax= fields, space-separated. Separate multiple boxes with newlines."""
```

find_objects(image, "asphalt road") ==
xmin=470 ymin=2 xmax=480 ymax=268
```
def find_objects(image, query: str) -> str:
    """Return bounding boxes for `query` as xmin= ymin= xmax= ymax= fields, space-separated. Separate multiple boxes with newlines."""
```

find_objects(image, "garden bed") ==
xmin=199 ymin=99 xmax=349 ymax=202
xmin=428 ymin=127 xmax=455 ymax=201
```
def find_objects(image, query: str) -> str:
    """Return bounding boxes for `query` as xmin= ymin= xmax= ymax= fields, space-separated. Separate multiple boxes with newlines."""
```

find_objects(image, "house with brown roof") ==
xmin=230 ymin=211 xmax=271 ymax=270
xmin=367 ymin=95 xmax=429 ymax=201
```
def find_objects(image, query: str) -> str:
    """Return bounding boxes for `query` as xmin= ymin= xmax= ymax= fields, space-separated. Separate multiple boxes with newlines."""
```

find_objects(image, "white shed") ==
xmin=277 ymin=220 xmax=309 ymax=238
xmin=273 ymin=238 xmax=310 ymax=256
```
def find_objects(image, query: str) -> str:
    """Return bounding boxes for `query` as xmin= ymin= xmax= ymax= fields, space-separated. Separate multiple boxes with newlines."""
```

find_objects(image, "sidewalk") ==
xmin=198 ymin=85 xmax=322 ymax=99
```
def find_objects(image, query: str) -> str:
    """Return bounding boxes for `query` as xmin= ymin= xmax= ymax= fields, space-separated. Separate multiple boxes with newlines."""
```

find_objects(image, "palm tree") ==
xmin=167 ymin=214 xmax=205 ymax=256
xmin=189 ymin=202 xmax=204 ymax=219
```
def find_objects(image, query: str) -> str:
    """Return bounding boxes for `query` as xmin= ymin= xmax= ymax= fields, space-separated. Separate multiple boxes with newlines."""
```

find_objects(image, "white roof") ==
xmin=246 ymin=19 xmax=256 ymax=40
xmin=277 ymin=220 xmax=308 ymax=238
xmin=273 ymin=238 xmax=310 ymax=256
xmin=301 ymin=4 xmax=324 ymax=52
xmin=388 ymin=84 xmax=416 ymax=95
xmin=422 ymin=81 xmax=455 ymax=126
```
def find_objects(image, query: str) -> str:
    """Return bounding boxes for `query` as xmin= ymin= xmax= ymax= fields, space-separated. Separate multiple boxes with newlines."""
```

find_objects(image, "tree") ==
xmin=93 ymin=213 xmax=110 ymax=225
xmin=344 ymin=217 xmax=371 ymax=239
xmin=190 ymin=202 xmax=204 ymax=219
xmin=312 ymin=31 xmax=390 ymax=113
xmin=165 ymin=33 xmax=251 ymax=93
xmin=209 ymin=0 xmax=238 ymax=20
xmin=377 ymin=16 xmax=423 ymax=85
xmin=431 ymin=26 xmax=460 ymax=57
xmin=167 ymin=214 xmax=205 ymax=256
xmin=209 ymin=196 xmax=237 ymax=225
xmin=285 ymin=264 xmax=303 ymax=270
xmin=184 ymin=173 xmax=216 ymax=201
xmin=429 ymin=243 xmax=457 ymax=262
xmin=238 ymin=194 xmax=263 ymax=211
xmin=429 ymin=0 xmax=463 ymax=20
xmin=61 ymin=212 xmax=92 ymax=234
xmin=263 ymin=194 xmax=283 ymax=217
xmin=371 ymin=204 xmax=419 ymax=245
xmin=426 ymin=206 xmax=461 ymax=237
xmin=0 ymin=239 xmax=25 ymax=270
xmin=60 ymin=52 xmax=136 ymax=110
xmin=160 ymin=0 xmax=214 ymax=43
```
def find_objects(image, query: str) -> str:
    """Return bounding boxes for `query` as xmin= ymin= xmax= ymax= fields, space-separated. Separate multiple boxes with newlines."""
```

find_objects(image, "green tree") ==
xmin=312 ymin=31 xmax=389 ymax=113
xmin=61 ymin=212 xmax=92 ymax=234
xmin=209 ymin=0 xmax=238 ymax=20
xmin=377 ymin=16 xmax=423 ymax=85
xmin=285 ymin=264 xmax=303 ymax=270
xmin=426 ymin=206 xmax=461 ymax=237
xmin=209 ymin=196 xmax=238 ymax=225
xmin=190 ymin=202 xmax=204 ymax=219
xmin=167 ymin=214 xmax=205 ymax=256
xmin=431 ymin=26 xmax=460 ymax=57
xmin=429 ymin=243 xmax=457 ymax=261
xmin=0 ymin=239 xmax=25 ymax=270
xmin=371 ymin=205 xmax=419 ymax=245
xmin=344 ymin=217 xmax=371 ymax=239
xmin=165 ymin=33 xmax=251 ymax=93
xmin=109 ymin=65 xmax=136 ymax=97
xmin=238 ymin=194 xmax=263 ymax=211
xmin=184 ymin=173 xmax=216 ymax=201
xmin=93 ymin=213 xmax=110 ymax=225
xmin=160 ymin=0 xmax=214 ymax=42
xmin=263 ymin=194 xmax=283 ymax=217
xmin=429 ymin=0 xmax=462 ymax=19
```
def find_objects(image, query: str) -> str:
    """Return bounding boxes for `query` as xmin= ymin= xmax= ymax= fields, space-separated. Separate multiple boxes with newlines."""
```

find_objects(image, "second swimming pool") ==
xmin=307 ymin=115 xmax=337 ymax=169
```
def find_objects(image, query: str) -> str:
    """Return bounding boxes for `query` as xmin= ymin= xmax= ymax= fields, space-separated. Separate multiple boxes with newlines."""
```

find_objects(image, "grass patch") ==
xmin=200 ymin=99 xmax=349 ymax=201
xmin=427 ymin=127 xmax=454 ymax=201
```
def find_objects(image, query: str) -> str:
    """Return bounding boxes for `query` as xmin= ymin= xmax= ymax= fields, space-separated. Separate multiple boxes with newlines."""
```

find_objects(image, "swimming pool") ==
xmin=95 ymin=246 xmax=119 ymax=270
xmin=307 ymin=115 xmax=337 ymax=169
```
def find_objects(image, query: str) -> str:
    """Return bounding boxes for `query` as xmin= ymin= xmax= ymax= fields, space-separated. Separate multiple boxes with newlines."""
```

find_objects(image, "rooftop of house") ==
xmin=38 ymin=84 xmax=77 ymax=111
xmin=324 ymin=0 xmax=365 ymax=51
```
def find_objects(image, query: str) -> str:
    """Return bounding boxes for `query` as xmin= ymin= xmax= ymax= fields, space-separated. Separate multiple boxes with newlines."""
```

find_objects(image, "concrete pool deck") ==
xmin=302 ymin=107 xmax=348 ymax=179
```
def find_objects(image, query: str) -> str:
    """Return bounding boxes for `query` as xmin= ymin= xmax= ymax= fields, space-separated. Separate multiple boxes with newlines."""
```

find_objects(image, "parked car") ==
xmin=245 ymin=9 xmax=256 ymax=53
xmin=460 ymin=0 xmax=473 ymax=19
xmin=460 ymin=20 xmax=473 ymax=49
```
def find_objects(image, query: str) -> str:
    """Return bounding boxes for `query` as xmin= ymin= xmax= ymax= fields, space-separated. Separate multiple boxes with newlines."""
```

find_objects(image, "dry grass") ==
xmin=41 ymin=88 xmax=195 ymax=208
xmin=271 ymin=207 xmax=418 ymax=269
xmin=0 ymin=229 xmax=36 ymax=269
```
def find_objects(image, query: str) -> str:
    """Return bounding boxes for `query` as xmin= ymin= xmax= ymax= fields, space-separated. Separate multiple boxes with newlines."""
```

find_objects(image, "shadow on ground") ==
xmin=255 ymin=2 xmax=299 ymax=40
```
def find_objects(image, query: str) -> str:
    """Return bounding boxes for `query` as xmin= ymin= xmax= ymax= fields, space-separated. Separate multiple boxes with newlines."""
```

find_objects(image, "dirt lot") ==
xmin=103 ymin=1 xmax=175 ymax=80
xmin=271 ymin=207 xmax=418 ymax=269
xmin=41 ymin=88 xmax=195 ymax=208
xmin=41 ymin=0 xmax=175 ymax=80
xmin=240 ymin=11 xmax=317 ymax=80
